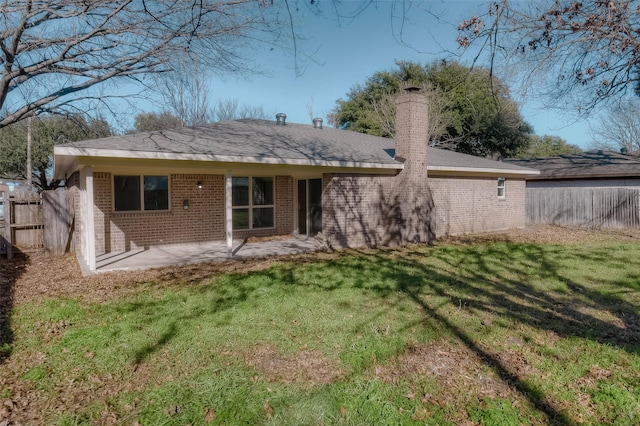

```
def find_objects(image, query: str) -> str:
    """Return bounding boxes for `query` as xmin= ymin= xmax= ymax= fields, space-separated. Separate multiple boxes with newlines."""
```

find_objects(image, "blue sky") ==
xmin=142 ymin=1 xmax=596 ymax=149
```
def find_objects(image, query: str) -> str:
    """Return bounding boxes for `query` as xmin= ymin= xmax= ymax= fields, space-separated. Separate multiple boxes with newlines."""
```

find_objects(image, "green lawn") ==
xmin=2 ymin=238 xmax=640 ymax=425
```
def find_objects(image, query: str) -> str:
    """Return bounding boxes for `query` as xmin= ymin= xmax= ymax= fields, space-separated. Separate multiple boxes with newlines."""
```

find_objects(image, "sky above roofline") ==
xmin=111 ymin=1 xmax=598 ymax=149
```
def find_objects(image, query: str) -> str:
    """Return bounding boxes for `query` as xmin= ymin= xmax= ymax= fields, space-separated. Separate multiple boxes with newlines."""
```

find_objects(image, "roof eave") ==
xmin=53 ymin=146 xmax=402 ymax=171
xmin=427 ymin=165 xmax=540 ymax=176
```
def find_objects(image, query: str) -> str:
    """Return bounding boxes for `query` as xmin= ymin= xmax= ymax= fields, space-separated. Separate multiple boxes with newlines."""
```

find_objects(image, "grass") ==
xmin=3 ymin=238 xmax=640 ymax=425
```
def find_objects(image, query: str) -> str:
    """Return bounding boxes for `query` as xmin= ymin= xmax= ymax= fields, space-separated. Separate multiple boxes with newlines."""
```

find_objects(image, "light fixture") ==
xmin=197 ymin=181 xmax=203 ymax=189
xmin=183 ymin=199 xmax=189 ymax=210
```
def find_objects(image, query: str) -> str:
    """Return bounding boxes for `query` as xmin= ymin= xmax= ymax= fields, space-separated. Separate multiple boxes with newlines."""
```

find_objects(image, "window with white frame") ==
xmin=114 ymin=175 xmax=169 ymax=211
xmin=497 ymin=177 xmax=506 ymax=199
xmin=232 ymin=177 xmax=274 ymax=229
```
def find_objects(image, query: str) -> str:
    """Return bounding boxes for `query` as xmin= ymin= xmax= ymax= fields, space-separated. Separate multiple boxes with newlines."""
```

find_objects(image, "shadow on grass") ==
xmin=132 ymin=321 xmax=178 ymax=368
xmin=113 ymin=240 xmax=639 ymax=425
xmin=144 ymin=242 xmax=640 ymax=356
xmin=351 ymin=242 xmax=640 ymax=425
xmin=0 ymin=249 xmax=27 ymax=364
xmin=414 ymin=243 xmax=640 ymax=352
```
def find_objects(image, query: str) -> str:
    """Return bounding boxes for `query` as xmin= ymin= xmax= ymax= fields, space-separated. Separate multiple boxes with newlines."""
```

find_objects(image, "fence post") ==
xmin=1 ymin=185 xmax=12 ymax=259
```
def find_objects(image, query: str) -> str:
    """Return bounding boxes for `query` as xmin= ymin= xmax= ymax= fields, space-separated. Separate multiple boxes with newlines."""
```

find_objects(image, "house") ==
xmin=504 ymin=150 xmax=640 ymax=228
xmin=0 ymin=178 xmax=33 ymax=194
xmin=504 ymin=150 xmax=640 ymax=188
xmin=53 ymin=90 xmax=538 ymax=272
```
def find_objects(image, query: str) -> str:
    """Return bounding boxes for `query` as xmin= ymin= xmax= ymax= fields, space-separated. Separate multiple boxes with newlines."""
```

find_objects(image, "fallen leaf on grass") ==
xmin=204 ymin=407 xmax=216 ymax=423
xmin=166 ymin=405 xmax=181 ymax=416
xmin=264 ymin=400 xmax=273 ymax=418
xmin=412 ymin=408 xmax=431 ymax=421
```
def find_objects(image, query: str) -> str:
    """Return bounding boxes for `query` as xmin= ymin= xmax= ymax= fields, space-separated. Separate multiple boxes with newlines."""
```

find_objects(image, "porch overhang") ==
xmin=53 ymin=146 xmax=403 ymax=180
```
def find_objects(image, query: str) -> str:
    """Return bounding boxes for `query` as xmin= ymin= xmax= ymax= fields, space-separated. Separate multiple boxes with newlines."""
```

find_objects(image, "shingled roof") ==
xmin=54 ymin=118 xmax=538 ymax=178
xmin=504 ymin=150 xmax=640 ymax=180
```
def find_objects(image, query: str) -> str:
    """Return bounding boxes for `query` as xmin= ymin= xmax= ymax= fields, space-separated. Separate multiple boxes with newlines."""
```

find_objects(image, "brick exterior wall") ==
xmin=77 ymin=168 xmax=525 ymax=256
xmin=92 ymin=173 xmax=226 ymax=253
xmin=322 ymin=173 xmax=526 ymax=247
xmin=322 ymin=173 xmax=396 ymax=247
xmin=429 ymin=176 xmax=527 ymax=236
xmin=90 ymin=173 xmax=294 ymax=254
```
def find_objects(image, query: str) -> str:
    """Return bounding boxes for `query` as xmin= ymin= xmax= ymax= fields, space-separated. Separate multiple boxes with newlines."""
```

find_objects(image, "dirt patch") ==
xmin=245 ymin=343 xmax=343 ymax=387
xmin=374 ymin=341 xmax=518 ymax=402
xmin=245 ymin=234 xmax=298 ymax=243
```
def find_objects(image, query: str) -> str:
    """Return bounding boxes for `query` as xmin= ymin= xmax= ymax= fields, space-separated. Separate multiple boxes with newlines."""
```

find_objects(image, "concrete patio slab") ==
xmin=94 ymin=236 xmax=317 ymax=273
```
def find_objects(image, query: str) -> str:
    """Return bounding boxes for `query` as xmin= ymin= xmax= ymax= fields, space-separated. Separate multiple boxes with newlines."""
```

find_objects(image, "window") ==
xmin=232 ymin=177 xmax=274 ymax=229
xmin=114 ymin=175 xmax=169 ymax=211
xmin=497 ymin=177 xmax=506 ymax=199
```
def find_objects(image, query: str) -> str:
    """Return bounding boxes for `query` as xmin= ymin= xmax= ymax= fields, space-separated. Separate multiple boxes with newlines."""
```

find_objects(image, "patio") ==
xmin=90 ymin=236 xmax=317 ymax=273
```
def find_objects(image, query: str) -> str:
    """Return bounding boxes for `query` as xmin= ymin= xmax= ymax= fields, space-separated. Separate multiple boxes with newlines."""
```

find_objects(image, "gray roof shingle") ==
xmin=504 ymin=150 xmax=640 ymax=180
xmin=55 ymin=118 xmax=538 ymax=175
xmin=58 ymin=119 xmax=399 ymax=166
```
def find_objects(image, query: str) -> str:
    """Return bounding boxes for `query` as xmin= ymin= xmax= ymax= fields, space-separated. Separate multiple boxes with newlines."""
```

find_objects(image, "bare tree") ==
xmin=0 ymin=0 xmax=287 ymax=128
xmin=458 ymin=1 xmax=640 ymax=113
xmin=305 ymin=95 xmax=316 ymax=122
xmin=155 ymin=55 xmax=212 ymax=126
xmin=590 ymin=100 xmax=640 ymax=155
xmin=370 ymin=83 xmax=455 ymax=148
xmin=211 ymin=99 xmax=272 ymax=121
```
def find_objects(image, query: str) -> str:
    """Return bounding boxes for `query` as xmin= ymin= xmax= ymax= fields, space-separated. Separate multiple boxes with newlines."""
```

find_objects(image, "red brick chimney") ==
xmin=394 ymin=86 xmax=428 ymax=173
xmin=387 ymin=86 xmax=434 ymax=244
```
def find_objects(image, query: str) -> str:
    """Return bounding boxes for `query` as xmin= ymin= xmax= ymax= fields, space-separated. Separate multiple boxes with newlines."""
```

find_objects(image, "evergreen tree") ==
xmin=329 ymin=60 xmax=532 ymax=158
xmin=0 ymin=114 xmax=112 ymax=190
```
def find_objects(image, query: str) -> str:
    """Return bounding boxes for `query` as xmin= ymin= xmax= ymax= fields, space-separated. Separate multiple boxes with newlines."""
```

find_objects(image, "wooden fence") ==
xmin=1 ymin=191 xmax=44 ymax=257
xmin=1 ymin=189 xmax=73 ymax=258
xmin=43 ymin=190 xmax=74 ymax=255
xmin=526 ymin=187 xmax=640 ymax=228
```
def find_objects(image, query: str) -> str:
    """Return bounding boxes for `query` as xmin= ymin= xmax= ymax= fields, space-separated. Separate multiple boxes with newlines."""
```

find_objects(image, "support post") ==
xmin=81 ymin=167 xmax=96 ymax=272
xmin=225 ymin=170 xmax=233 ymax=257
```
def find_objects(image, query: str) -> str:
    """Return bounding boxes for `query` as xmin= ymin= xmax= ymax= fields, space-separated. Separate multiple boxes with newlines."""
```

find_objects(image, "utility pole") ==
xmin=26 ymin=115 xmax=32 ymax=190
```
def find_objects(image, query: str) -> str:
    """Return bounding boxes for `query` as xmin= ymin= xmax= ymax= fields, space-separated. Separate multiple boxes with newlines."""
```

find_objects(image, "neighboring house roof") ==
xmin=54 ymin=118 xmax=538 ymax=179
xmin=0 ymin=179 xmax=30 ymax=192
xmin=504 ymin=150 xmax=640 ymax=180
